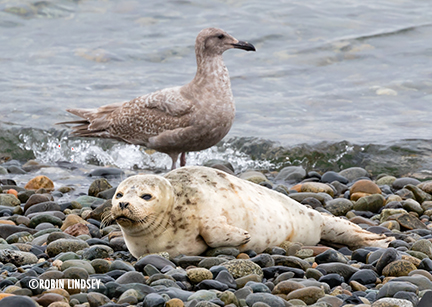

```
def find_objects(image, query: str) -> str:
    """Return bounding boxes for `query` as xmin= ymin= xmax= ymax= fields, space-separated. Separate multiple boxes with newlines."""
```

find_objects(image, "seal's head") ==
xmin=110 ymin=175 xmax=175 ymax=236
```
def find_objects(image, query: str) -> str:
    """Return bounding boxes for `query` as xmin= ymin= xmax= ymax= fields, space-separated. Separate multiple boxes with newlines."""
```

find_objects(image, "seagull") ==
xmin=58 ymin=28 xmax=255 ymax=169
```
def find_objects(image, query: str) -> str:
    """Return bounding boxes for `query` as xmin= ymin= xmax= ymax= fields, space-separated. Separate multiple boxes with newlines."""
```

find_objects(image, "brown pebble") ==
xmin=166 ymin=298 xmax=185 ymax=307
xmin=350 ymin=179 xmax=381 ymax=195
xmin=60 ymin=214 xmax=88 ymax=231
xmin=382 ymin=260 xmax=417 ymax=277
xmin=64 ymin=223 xmax=90 ymax=237
xmin=24 ymin=175 xmax=54 ymax=190
xmin=236 ymin=253 xmax=249 ymax=259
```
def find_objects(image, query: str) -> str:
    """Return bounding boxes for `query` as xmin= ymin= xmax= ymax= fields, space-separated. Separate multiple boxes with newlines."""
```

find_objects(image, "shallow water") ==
xmin=1 ymin=0 xmax=432 ymax=172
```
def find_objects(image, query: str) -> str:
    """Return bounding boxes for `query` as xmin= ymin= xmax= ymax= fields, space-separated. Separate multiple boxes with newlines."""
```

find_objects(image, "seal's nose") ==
xmin=119 ymin=202 xmax=129 ymax=210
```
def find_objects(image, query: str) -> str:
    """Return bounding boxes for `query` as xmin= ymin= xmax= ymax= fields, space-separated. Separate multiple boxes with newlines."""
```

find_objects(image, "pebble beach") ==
xmin=1 ymin=157 xmax=432 ymax=307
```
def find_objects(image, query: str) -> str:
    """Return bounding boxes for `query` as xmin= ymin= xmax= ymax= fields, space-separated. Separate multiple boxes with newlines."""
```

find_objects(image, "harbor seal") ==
xmin=109 ymin=166 xmax=393 ymax=257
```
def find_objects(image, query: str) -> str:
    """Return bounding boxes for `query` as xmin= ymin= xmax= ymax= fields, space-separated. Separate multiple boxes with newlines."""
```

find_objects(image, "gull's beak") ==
xmin=232 ymin=40 xmax=256 ymax=52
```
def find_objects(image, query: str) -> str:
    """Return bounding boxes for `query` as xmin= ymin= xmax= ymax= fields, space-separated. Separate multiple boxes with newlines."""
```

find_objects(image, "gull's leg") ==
xmin=169 ymin=153 xmax=180 ymax=170
xmin=180 ymin=152 xmax=186 ymax=167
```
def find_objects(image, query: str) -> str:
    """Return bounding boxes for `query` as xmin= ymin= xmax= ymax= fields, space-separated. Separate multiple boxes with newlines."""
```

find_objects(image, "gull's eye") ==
xmin=217 ymin=34 xmax=225 ymax=39
xmin=141 ymin=194 xmax=152 ymax=201
xmin=115 ymin=192 xmax=123 ymax=199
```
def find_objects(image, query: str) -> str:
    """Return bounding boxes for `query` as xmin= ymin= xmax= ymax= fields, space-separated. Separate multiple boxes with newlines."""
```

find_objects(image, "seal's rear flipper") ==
xmin=320 ymin=213 xmax=394 ymax=249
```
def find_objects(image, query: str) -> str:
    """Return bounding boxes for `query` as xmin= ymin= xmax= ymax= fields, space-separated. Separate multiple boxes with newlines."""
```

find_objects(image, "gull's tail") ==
xmin=56 ymin=102 xmax=123 ymax=138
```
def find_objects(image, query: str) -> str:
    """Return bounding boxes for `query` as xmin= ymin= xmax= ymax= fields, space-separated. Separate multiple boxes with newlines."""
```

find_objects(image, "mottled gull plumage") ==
xmin=57 ymin=28 xmax=255 ymax=169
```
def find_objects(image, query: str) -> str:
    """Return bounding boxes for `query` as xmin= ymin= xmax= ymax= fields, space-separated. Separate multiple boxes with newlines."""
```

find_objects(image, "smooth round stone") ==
xmin=239 ymin=171 xmax=268 ymax=184
xmin=46 ymin=238 xmax=89 ymax=257
xmin=87 ymin=292 xmax=111 ymax=306
xmin=418 ymin=258 xmax=432 ymax=271
xmin=271 ymin=255 xmax=311 ymax=270
xmin=235 ymin=274 xmax=262 ymax=288
xmin=25 ymin=201 xmax=61 ymax=216
xmin=395 ymin=213 xmax=427 ymax=230
xmin=353 ymin=194 xmax=385 ymax=213
xmin=29 ymin=214 xmax=62 ymax=228
xmin=292 ymin=182 xmax=334 ymax=197
xmin=61 ymin=260 xmax=96 ymax=274
xmin=187 ymin=268 xmax=213 ymax=283
xmin=271 ymin=280 xmax=305 ymax=295
xmin=55 ymin=251 xmax=80 ymax=262
xmin=135 ymin=255 xmax=176 ymax=271
xmin=215 ymin=270 xmax=236 ymax=289
xmin=317 ymin=296 xmax=343 ymax=307
xmin=391 ymin=275 xmax=432 ymax=291
xmin=109 ymin=259 xmax=134 ymax=272
xmin=217 ymin=290 xmax=239 ymax=306
xmin=205 ymin=247 xmax=240 ymax=257
xmin=166 ymin=298 xmax=185 ymax=307
xmin=300 ymin=197 xmax=323 ymax=209
xmin=0 ymin=249 xmax=38 ymax=266
xmin=351 ymin=248 xmax=372 ymax=263
xmin=88 ymin=168 xmax=125 ymax=178
xmin=35 ymin=222 xmax=56 ymax=231
xmin=380 ymin=220 xmax=401 ymax=231
xmin=285 ymin=286 xmax=325 ymax=305
xmin=141 ymin=292 xmax=165 ymax=307
xmin=177 ymin=256 xmax=206 ymax=268
xmin=82 ymin=245 xmax=113 ymax=260
xmin=318 ymin=273 xmax=345 ymax=288
xmin=376 ymin=175 xmax=397 ymax=186
xmin=305 ymin=268 xmax=323 ymax=281
xmin=187 ymin=290 xmax=217 ymax=301
xmin=198 ymin=257 xmax=227 ymax=269
xmin=382 ymin=260 xmax=417 ymax=277
xmin=394 ymin=291 xmax=419 ymax=306
xmin=262 ymin=266 xmax=304 ymax=279
xmin=377 ymin=281 xmax=418 ymax=300
xmin=351 ymin=179 xmax=381 ymax=195
xmin=411 ymin=239 xmax=432 ymax=258
xmin=392 ymin=178 xmax=421 ymax=190
xmin=88 ymin=178 xmax=112 ymax=197
xmin=402 ymin=199 xmax=424 ymax=215
xmin=116 ymin=271 xmax=145 ymax=284
xmin=324 ymin=198 xmax=353 ymax=216
xmin=90 ymin=259 xmax=111 ymax=273
xmin=339 ymin=167 xmax=369 ymax=182
xmin=372 ymin=297 xmax=414 ymax=307
xmin=405 ymin=184 xmax=432 ymax=203
xmin=196 ymin=280 xmax=229 ymax=292
xmin=0 ymin=194 xmax=20 ymax=207
xmin=321 ymin=171 xmax=348 ymax=184
xmin=221 ymin=259 xmax=263 ymax=279
xmin=244 ymin=281 xmax=270 ymax=293
xmin=315 ymin=263 xmax=359 ymax=280
xmin=249 ymin=254 xmax=274 ymax=268
xmin=275 ymin=166 xmax=306 ymax=182
xmin=34 ymin=293 xmax=66 ymax=306
xmin=315 ymin=249 xmax=348 ymax=264
xmin=194 ymin=302 xmax=220 ymax=307
xmin=245 ymin=293 xmax=285 ymax=307
xmin=144 ymin=264 xmax=161 ymax=276
xmin=63 ymin=267 xmax=89 ymax=280
xmin=6 ymin=231 xmax=34 ymax=244
xmin=0 ymin=295 xmax=38 ymax=307
xmin=348 ymin=269 xmax=378 ymax=285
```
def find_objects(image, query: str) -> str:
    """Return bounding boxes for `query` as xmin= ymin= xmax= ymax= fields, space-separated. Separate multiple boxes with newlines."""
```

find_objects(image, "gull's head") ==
xmin=195 ymin=28 xmax=256 ymax=56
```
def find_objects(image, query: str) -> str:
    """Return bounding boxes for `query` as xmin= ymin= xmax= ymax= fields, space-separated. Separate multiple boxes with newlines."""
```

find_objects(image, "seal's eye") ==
xmin=141 ymin=194 xmax=152 ymax=201
xmin=115 ymin=192 xmax=123 ymax=199
xmin=217 ymin=34 xmax=224 ymax=39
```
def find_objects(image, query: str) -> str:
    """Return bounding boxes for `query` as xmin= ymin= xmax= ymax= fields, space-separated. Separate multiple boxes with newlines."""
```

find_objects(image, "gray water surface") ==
xmin=1 ymin=0 xmax=432 ymax=148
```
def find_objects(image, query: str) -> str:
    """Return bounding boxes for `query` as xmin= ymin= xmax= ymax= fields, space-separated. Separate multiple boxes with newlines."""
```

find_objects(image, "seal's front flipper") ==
xmin=200 ymin=216 xmax=251 ymax=248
